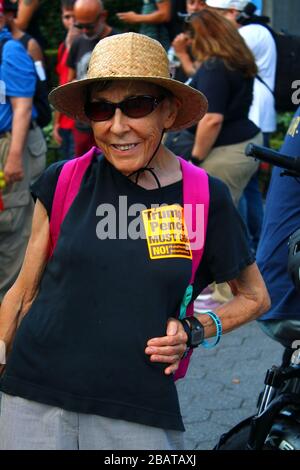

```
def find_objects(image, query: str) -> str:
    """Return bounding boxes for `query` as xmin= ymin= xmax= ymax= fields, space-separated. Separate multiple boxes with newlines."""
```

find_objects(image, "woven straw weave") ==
xmin=49 ymin=33 xmax=207 ymax=131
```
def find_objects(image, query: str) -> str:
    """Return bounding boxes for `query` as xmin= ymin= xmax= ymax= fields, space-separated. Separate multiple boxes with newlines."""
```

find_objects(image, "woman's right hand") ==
xmin=172 ymin=33 xmax=190 ymax=55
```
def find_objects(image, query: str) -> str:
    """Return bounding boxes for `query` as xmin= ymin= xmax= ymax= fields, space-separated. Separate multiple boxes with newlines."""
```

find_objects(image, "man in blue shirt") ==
xmin=256 ymin=107 xmax=300 ymax=364
xmin=0 ymin=0 xmax=46 ymax=305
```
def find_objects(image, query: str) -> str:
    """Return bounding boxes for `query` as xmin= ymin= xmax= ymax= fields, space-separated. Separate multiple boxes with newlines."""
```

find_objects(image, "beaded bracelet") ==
xmin=199 ymin=310 xmax=222 ymax=349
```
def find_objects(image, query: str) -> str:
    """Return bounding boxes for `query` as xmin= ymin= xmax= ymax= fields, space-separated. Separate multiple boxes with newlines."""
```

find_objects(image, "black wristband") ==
xmin=180 ymin=316 xmax=204 ymax=348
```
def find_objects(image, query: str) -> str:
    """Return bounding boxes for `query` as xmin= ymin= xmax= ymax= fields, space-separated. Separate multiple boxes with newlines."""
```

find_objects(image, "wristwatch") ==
xmin=180 ymin=316 xmax=204 ymax=348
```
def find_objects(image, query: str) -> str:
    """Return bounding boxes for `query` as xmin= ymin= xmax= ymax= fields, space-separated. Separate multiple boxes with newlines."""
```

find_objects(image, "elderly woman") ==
xmin=0 ymin=33 xmax=269 ymax=450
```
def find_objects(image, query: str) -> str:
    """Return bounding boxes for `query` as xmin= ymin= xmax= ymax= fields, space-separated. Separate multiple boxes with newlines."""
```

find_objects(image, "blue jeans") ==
xmin=238 ymin=172 xmax=264 ymax=252
xmin=238 ymin=133 xmax=269 ymax=252
xmin=59 ymin=128 xmax=75 ymax=160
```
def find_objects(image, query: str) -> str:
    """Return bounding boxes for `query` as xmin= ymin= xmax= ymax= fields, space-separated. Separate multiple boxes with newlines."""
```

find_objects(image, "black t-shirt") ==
xmin=0 ymin=156 xmax=254 ymax=431
xmin=189 ymin=58 xmax=259 ymax=147
xmin=67 ymin=29 xmax=119 ymax=80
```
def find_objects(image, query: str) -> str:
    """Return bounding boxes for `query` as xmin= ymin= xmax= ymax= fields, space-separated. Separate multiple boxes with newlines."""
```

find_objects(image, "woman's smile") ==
xmin=111 ymin=142 xmax=140 ymax=153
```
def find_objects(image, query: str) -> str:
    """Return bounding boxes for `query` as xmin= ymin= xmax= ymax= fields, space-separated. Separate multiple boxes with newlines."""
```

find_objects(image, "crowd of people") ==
xmin=0 ymin=0 xmax=299 ymax=451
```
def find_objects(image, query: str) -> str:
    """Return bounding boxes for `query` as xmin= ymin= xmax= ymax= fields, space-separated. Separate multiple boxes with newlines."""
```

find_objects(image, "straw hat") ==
xmin=49 ymin=33 xmax=208 ymax=131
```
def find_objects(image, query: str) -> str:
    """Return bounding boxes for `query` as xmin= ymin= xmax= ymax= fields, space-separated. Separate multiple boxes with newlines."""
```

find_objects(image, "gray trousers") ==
xmin=0 ymin=393 xmax=184 ymax=450
xmin=200 ymin=133 xmax=262 ymax=207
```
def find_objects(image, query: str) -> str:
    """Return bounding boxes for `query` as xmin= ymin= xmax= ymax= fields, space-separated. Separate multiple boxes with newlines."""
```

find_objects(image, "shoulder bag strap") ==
xmin=49 ymin=146 xmax=99 ymax=258
xmin=174 ymin=157 xmax=210 ymax=381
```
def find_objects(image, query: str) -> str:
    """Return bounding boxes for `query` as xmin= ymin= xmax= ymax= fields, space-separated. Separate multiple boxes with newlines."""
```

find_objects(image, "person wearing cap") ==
xmin=0 ymin=0 xmax=46 ymax=308
xmin=0 ymin=32 xmax=269 ymax=450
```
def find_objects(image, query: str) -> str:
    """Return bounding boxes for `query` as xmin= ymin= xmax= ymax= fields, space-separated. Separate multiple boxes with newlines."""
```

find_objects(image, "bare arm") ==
xmin=27 ymin=37 xmax=44 ymax=63
xmin=67 ymin=67 xmax=76 ymax=82
xmin=14 ymin=0 xmax=40 ymax=32
xmin=0 ymin=200 xmax=50 ymax=368
xmin=53 ymin=111 xmax=63 ymax=145
xmin=172 ymin=33 xmax=198 ymax=77
xmin=4 ymin=96 xmax=32 ymax=184
xmin=146 ymin=263 xmax=270 ymax=375
xmin=117 ymin=1 xmax=171 ymax=25
xmin=192 ymin=113 xmax=224 ymax=161
xmin=197 ymin=263 xmax=271 ymax=337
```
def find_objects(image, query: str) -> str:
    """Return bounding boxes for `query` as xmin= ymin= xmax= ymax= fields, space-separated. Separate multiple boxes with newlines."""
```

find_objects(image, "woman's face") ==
xmin=89 ymin=81 xmax=179 ymax=175
xmin=186 ymin=0 xmax=206 ymax=14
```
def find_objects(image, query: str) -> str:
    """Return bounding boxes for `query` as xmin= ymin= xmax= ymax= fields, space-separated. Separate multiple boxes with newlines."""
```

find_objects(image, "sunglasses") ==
xmin=85 ymin=95 xmax=165 ymax=122
xmin=74 ymin=14 xmax=100 ymax=30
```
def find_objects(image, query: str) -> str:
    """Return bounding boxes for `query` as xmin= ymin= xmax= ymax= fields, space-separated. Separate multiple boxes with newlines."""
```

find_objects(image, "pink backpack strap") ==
xmin=49 ymin=147 xmax=99 ymax=258
xmin=174 ymin=157 xmax=210 ymax=381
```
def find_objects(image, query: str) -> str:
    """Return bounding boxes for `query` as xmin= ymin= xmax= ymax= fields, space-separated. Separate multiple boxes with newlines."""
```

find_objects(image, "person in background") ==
xmin=171 ymin=0 xmax=206 ymax=78
xmin=0 ymin=0 xmax=46 ymax=307
xmin=166 ymin=8 xmax=262 ymax=305
xmin=12 ymin=0 xmax=46 ymax=48
xmin=206 ymin=0 xmax=277 ymax=253
xmin=2 ymin=0 xmax=47 ymax=181
xmin=117 ymin=0 xmax=171 ymax=51
xmin=256 ymin=108 xmax=300 ymax=365
xmin=2 ymin=0 xmax=43 ymax=63
xmin=166 ymin=0 xmax=186 ymax=42
xmin=67 ymin=0 xmax=117 ymax=157
xmin=53 ymin=0 xmax=79 ymax=160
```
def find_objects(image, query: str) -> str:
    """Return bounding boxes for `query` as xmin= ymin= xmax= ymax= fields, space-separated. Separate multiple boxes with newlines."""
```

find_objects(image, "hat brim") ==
xmin=49 ymin=76 xmax=208 ymax=132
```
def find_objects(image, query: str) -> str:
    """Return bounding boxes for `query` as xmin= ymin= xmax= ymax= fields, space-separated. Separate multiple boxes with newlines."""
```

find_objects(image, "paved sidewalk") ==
xmin=177 ymin=321 xmax=283 ymax=450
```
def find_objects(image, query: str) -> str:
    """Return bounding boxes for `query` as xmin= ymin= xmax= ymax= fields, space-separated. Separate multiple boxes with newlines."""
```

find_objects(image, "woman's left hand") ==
xmin=145 ymin=318 xmax=188 ymax=375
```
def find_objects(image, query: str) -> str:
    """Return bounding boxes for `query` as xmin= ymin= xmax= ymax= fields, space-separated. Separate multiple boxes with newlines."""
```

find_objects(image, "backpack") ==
xmin=272 ymin=32 xmax=300 ymax=113
xmin=0 ymin=35 xmax=52 ymax=128
xmin=242 ymin=17 xmax=300 ymax=112
xmin=19 ymin=34 xmax=52 ymax=128
xmin=49 ymin=147 xmax=210 ymax=381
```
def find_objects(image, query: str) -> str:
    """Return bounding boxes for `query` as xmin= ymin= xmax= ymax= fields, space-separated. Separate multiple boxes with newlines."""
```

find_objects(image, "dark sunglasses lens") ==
xmin=85 ymin=101 xmax=115 ymax=121
xmin=123 ymin=96 xmax=155 ymax=118
xmin=75 ymin=23 xmax=94 ymax=30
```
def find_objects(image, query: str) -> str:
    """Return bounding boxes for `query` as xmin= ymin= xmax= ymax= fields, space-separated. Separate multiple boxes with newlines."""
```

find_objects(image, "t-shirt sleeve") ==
xmin=31 ymin=161 xmax=66 ymax=217
xmin=190 ymin=59 xmax=229 ymax=115
xmin=193 ymin=176 xmax=255 ymax=296
xmin=2 ymin=41 xmax=36 ymax=98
